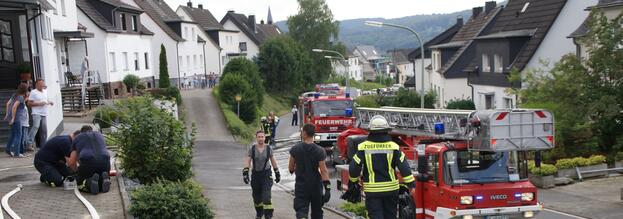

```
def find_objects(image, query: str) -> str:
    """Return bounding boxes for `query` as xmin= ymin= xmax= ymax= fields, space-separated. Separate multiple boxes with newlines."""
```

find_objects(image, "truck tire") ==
xmin=398 ymin=186 xmax=416 ymax=219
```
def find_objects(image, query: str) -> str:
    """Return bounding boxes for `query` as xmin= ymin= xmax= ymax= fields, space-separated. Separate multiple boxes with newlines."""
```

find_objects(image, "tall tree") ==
xmin=258 ymin=36 xmax=312 ymax=94
xmin=287 ymin=0 xmax=340 ymax=83
xmin=158 ymin=44 xmax=171 ymax=88
xmin=519 ymin=11 xmax=623 ymax=158
xmin=222 ymin=58 xmax=264 ymax=106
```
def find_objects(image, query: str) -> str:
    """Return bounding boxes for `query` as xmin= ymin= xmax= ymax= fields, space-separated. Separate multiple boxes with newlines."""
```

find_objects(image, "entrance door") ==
xmin=0 ymin=13 xmax=23 ymax=89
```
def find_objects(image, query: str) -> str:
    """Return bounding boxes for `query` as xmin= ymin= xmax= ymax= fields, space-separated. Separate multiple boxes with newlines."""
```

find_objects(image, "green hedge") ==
xmin=555 ymin=155 xmax=606 ymax=169
xmin=528 ymin=161 xmax=558 ymax=176
xmin=340 ymin=202 xmax=368 ymax=218
xmin=355 ymin=95 xmax=380 ymax=108
xmin=129 ymin=179 xmax=213 ymax=219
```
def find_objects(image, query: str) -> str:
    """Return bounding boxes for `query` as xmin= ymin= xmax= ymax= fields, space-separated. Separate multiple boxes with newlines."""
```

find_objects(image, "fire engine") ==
xmin=336 ymin=107 xmax=554 ymax=219
xmin=298 ymin=86 xmax=356 ymax=158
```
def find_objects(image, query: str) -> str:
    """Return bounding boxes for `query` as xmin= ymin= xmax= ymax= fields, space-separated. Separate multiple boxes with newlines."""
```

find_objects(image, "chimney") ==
xmin=457 ymin=15 xmax=464 ymax=26
xmin=187 ymin=1 xmax=192 ymax=8
xmin=227 ymin=10 xmax=235 ymax=13
xmin=485 ymin=1 xmax=497 ymax=14
xmin=260 ymin=20 xmax=265 ymax=25
xmin=472 ymin=7 xmax=483 ymax=17
xmin=198 ymin=4 xmax=203 ymax=9
xmin=248 ymin=15 xmax=256 ymax=33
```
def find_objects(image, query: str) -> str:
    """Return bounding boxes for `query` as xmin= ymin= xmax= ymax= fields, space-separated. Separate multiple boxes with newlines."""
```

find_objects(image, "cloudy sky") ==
xmin=165 ymin=0 xmax=504 ymax=22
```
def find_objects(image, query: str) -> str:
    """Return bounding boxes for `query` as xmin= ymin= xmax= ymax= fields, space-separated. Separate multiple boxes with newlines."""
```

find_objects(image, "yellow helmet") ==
xmin=368 ymin=115 xmax=391 ymax=132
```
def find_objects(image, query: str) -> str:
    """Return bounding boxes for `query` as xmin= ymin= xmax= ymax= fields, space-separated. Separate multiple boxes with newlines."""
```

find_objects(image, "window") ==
xmin=61 ymin=0 xmax=66 ymax=16
xmin=131 ymin=15 xmax=137 ymax=31
xmin=123 ymin=52 xmax=128 ymax=70
xmin=178 ymin=56 xmax=183 ymax=69
xmin=144 ymin=53 xmax=149 ymax=69
xmin=239 ymin=42 xmax=247 ymax=51
xmin=109 ymin=52 xmax=116 ymax=72
xmin=444 ymin=151 xmax=523 ymax=185
xmin=494 ymin=54 xmax=503 ymax=73
xmin=0 ymin=19 xmax=15 ymax=62
xmin=503 ymin=97 xmax=513 ymax=109
xmin=191 ymin=28 xmax=195 ymax=41
xmin=120 ymin=13 xmax=127 ymax=30
xmin=186 ymin=56 xmax=190 ymax=70
xmin=193 ymin=55 xmax=197 ymax=68
xmin=482 ymin=53 xmax=490 ymax=72
xmin=485 ymin=94 xmax=494 ymax=109
xmin=184 ymin=27 xmax=188 ymax=40
xmin=134 ymin=52 xmax=139 ymax=70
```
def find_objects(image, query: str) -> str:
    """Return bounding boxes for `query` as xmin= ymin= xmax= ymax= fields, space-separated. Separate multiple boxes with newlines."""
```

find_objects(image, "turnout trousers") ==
xmin=251 ymin=170 xmax=274 ymax=218
xmin=34 ymin=157 xmax=70 ymax=187
xmin=365 ymin=191 xmax=399 ymax=219
xmin=293 ymin=183 xmax=324 ymax=219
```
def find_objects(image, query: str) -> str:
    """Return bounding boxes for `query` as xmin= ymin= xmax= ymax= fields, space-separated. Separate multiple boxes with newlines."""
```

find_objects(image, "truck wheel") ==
xmin=398 ymin=187 xmax=416 ymax=219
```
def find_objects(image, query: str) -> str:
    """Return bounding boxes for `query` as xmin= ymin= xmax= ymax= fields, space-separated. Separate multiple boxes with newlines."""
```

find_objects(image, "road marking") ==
xmin=0 ymin=165 xmax=34 ymax=172
xmin=544 ymin=208 xmax=587 ymax=219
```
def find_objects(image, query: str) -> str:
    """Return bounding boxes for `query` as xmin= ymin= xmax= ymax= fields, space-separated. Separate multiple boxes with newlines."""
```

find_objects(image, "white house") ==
xmin=176 ymin=3 xmax=224 ymax=75
xmin=219 ymin=9 xmax=281 ymax=62
xmin=569 ymin=0 xmax=621 ymax=59
xmin=131 ymin=0 xmax=217 ymax=87
xmin=76 ymin=0 xmax=154 ymax=98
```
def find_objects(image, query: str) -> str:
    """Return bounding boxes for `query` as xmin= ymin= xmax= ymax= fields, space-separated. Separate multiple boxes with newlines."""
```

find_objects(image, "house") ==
xmin=76 ymin=0 xmax=154 ymax=98
xmin=429 ymin=1 xmax=501 ymax=108
xmin=408 ymin=16 xmax=464 ymax=92
xmin=352 ymin=45 xmax=384 ymax=81
xmin=462 ymin=0 xmax=596 ymax=110
xmin=219 ymin=9 xmax=281 ymax=62
xmin=131 ymin=0 xmax=219 ymax=87
xmin=1 ymin=0 xmax=93 ymax=145
xmin=388 ymin=49 xmax=411 ymax=85
xmin=329 ymin=50 xmax=364 ymax=81
xmin=569 ymin=0 xmax=623 ymax=59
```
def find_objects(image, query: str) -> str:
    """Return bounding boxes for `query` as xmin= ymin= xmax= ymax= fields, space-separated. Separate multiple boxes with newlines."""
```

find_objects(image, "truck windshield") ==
xmin=312 ymin=100 xmax=353 ymax=117
xmin=444 ymin=151 xmax=522 ymax=185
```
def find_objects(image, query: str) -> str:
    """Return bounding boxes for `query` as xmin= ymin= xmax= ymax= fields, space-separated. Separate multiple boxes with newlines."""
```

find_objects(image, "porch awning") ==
xmin=54 ymin=31 xmax=94 ymax=39
xmin=0 ymin=0 xmax=56 ymax=11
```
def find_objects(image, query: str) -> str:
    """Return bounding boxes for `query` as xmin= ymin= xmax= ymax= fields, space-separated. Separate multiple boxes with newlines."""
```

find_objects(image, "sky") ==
xmin=165 ymin=0 xmax=505 ymax=22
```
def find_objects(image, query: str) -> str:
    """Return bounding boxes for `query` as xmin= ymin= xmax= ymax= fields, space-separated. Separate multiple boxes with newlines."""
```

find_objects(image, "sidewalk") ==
xmin=0 ymin=118 xmax=124 ymax=219
xmin=539 ymin=176 xmax=623 ymax=219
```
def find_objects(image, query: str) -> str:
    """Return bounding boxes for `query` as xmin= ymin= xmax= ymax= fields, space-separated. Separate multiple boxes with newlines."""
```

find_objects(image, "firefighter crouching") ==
xmin=349 ymin=115 xmax=416 ymax=219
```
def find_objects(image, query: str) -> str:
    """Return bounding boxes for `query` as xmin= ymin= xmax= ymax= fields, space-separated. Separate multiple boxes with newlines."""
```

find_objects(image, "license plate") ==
xmin=330 ymin=127 xmax=338 ymax=131
xmin=486 ymin=216 xmax=509 ymax=219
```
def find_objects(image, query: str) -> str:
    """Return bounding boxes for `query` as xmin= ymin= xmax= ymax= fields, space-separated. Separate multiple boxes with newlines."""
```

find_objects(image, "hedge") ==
xmin=129 ymin=179 xmax=213 ymax=219
xmin=555 ymin=155 xmax=606 ymax=169
xmin=616 ymin=152 xmax=623 ymax=162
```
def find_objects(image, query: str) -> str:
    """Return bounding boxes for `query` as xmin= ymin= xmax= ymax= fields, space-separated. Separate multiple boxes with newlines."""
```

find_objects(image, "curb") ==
xmin=115 ymin=160 xmax=133 ymax=219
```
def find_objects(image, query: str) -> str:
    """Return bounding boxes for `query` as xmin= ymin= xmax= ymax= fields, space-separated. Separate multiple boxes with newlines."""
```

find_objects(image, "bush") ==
xmin=355 ymin=95 xmax=380 ymax=108
xmin=123 ymin=74 xmax=140 ymax=90
xmin=340 ymin=202 xmax=368 ymax=218
xmin=129 ymin=179 xmax=213 ymax=219
xmin=222 ymin=57 xmax=264 ymax=105
xmin=554 ymin=158 xmax=576 ymax=169
xmin=615 ymin=152 xmax=623 ymax=162
xmin=152 ymin=87 xmax=182 ymax=105
xmin=446 ymin=98 xmax=475 ymax=110
xmin=112 ymin=96 xmax=194 ymax=184
xmin=530 ymin=163 xmax=558 ymax=176
xmin=94 ymin=106 xmax=119 ymax=129
xmin=555 ymin=155 xmax=606 ymax=169
xmin=587 ymin=155 xmax=606 ymax=165
xmin=392 ymin=88 xmax=436 ymax=108
xmin=218 ymin=74 xmax=257 ymax=124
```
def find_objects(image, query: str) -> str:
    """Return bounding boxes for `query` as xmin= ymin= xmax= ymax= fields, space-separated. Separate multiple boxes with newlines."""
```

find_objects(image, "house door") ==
xmin=0 ymin=13 xmax=24 ymax=89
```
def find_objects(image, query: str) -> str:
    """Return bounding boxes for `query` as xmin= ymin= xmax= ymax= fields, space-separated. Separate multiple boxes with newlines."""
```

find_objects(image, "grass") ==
xmin=213 ymin=87 xmax=291 ymax=144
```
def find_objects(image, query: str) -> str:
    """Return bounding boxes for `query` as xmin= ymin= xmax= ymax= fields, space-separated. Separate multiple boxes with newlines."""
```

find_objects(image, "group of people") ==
xmin=260 ymin=111 xmax=279 ymax=146
xmin=243 ymin=115 xmax=415 ymax=219
xmin=34 ymin=125 xmax=111 ymax=194
xmin=4 ymin=79 xmax=52 ymax=158
xmin=180 ymin=72 xmax=218 ymax=89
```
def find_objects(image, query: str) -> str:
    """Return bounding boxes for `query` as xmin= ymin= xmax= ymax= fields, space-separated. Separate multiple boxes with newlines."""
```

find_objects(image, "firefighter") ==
xmin=349 ymin=115 xmax=416 ymax=219
xmin=268 ymin=111 xmax=279 ymax=145
xmin=243 ymin=130 xmax=281 ymax=219
xmin=261 ymin=117 xmax=272 ymax=144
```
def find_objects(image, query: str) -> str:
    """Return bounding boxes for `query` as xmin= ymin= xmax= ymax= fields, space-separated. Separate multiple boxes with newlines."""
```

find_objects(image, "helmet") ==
xmin=261 ymin=116 xmax=267 ymax=122
xmin=368 ymin=115 xmax=391 ymax=132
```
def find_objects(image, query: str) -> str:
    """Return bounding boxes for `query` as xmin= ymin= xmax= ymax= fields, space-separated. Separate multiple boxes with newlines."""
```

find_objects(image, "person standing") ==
xmin=288 ymin=124 xmax=331 ymax=219
xmin=6 ymin=83 xmax=29 ymax=157
xmin=27 ymin=79 xmax=53 ymax=149
xmin=349 ymin=115 xmax=416 ymax=219
xmin=68 ymin=126 xmax=111 ymax=195
xmin=243 ymin=131 xmax=280 ymax=219
xmin=34 ymin=130 xmax=81 ymax=187
xmin=268 ymin=111 xmax=279 ymax=145
xmin=291 ymin=105 xmax=298 ymax=126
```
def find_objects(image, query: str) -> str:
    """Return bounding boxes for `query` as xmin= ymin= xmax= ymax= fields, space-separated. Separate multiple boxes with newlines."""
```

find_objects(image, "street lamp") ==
xmin=235 ymin=94 xmax=241 ymax=117
xmin=365 ymin=21 xmax=426 ymax=108
xmin=312 ymin=49 xmax=350 ymax=97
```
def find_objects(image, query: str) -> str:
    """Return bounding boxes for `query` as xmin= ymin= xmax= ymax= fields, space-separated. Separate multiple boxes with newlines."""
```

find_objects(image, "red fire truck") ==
xmin=298 ymin=87 xmax=356 ymax=160
xmin=336 ymin=107 xmax=554 ymax=219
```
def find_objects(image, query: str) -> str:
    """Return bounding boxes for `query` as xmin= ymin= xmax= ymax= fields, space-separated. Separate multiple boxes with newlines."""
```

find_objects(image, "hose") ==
xmin=1 ymin=184 xmax=23 ymax=219
xmin=73 ymin=187 xmax=100 ymax=219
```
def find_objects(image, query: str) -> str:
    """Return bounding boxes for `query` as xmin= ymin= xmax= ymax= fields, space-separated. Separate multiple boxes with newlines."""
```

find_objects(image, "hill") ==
xmin=276 ymin=9 xmax=473 ymax=53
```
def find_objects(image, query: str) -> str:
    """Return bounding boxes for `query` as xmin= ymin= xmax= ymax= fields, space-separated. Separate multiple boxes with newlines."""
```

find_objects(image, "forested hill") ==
xmin=276 ymin=9 xmax=473 ymax=53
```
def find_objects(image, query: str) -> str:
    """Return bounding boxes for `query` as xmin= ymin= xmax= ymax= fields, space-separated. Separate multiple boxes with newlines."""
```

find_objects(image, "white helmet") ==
xmin=368 ymin=115 xmax=391 ymax=132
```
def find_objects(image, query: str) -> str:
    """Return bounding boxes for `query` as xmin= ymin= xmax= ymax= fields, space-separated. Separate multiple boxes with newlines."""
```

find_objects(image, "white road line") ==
xmin=544 ymin=208 xmax=588 ymax=219
xmin=0 ymin=165 xmax=34 ymax=172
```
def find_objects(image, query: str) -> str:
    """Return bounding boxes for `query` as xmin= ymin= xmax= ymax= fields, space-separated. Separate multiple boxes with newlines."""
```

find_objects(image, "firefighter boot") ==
xmin=254 ymin=204 xmax=264 ymax=219
xmin=264 ymin=208 xmax=274 ymax=219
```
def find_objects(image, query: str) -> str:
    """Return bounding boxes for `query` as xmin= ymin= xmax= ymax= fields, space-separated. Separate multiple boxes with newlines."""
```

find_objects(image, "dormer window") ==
xmin=482 ymin=53 xmax=490 ymax=72
xmin=120 ymin=13 xmax=127 ymax=30
xmin=131 ymin=15 xmax=137 ymax=31
xmin=494 ymin=54 xmax=503 ymax=73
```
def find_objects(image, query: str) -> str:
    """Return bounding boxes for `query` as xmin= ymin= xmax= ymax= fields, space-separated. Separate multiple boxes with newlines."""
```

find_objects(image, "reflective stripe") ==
xmin=365 ymin=153 xmax=374 ymax=183
xmin=255 ymin=203 xmax=264 ymax=207
xmin=263 ymin=204 xmax=274 ymax=209
xmin=387 ymin=153 xmax=396 ymax=181
xmin=363 ymin=181 xmax=399 ymax=193
xmin=349 ymin=177 xmax=359 ymax=182
xmin=400 ymin=152 xmax=405 ymax=162
xmin=353 ymin=154 xmax=361 ymax=164
xmin=402 ymin=174 xmax=415 ymax=183
xmin=365 ymin=150 xmax=393 ymax=154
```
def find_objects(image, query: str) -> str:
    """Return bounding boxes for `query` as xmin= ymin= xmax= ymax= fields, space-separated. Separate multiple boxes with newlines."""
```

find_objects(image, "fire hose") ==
xmin=1 ymin=184 xmax=23 ymax=219
xmin=74 ymin=186 xmax=100 ymax=219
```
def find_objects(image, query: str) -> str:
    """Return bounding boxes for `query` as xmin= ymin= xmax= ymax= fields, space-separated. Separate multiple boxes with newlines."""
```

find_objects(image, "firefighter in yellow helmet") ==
xmin=349 ymin=115 xmax=416 ymax=219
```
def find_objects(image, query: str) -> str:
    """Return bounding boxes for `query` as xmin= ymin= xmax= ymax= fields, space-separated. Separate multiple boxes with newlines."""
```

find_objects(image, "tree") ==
xmin=158 ymin=44 xmax=171 ymax=88
xmin=218 ymin=74 xmax=257 ymax=124
xmin=222 ymin=58 xmax=264 ymax=106
xmin=392 ymin=88 xmax=436 ymax=109
xmin=287 ymin=0 xmax=340 ymax=83
xmin=446 ymin=98 xmax=475 ymax=110
xmin=257 ymin=36 xmax=312 ymax=94
xmin=123 ymin=74 xmax=140 ymax=96
xmin=519 ymin=11 xmax=623 ymax=159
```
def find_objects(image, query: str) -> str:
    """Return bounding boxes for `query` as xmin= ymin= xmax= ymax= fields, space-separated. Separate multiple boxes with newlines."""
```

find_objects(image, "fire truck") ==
xmin=298 ymin=86 xmax=356 ymax=160
xmin=336 ymin=107 xmax=554 ymax=219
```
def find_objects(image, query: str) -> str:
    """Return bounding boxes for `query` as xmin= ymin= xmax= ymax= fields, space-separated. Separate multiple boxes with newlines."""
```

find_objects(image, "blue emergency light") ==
xmin=345 ymin=108 xmax=353 ymax=117
xmin=314 ymin=92 xmax=320 ymax=99
xmin=434 ymin=122 xmax=445 ymax=135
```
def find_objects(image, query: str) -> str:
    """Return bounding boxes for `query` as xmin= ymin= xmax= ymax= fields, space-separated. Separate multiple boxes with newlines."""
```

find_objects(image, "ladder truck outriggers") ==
xmin=336 ymin=107 xmax=555 ymax=219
